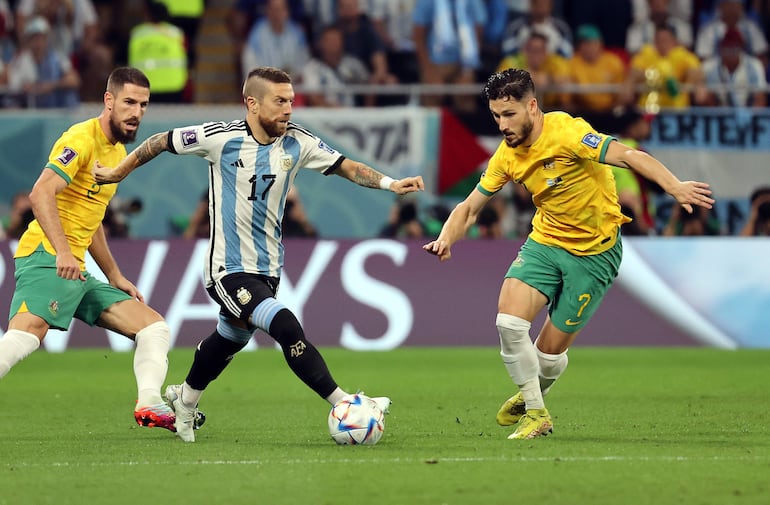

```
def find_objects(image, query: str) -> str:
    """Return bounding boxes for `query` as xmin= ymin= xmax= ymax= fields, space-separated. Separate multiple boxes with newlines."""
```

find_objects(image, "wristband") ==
xmin=379 ymin=176 xmax=395 ymax=190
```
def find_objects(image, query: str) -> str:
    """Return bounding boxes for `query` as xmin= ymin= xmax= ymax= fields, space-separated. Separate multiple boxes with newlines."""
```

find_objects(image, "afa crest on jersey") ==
xmin=280 ymin=154 xmax=293 ymax=171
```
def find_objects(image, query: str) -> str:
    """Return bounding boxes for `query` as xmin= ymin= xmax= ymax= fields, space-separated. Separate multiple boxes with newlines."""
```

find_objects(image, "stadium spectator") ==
xmin=662 ymin=203 xmax=722 ymax=236
xmin=501 ymin=0 xmax=573 ymax=59
xmin=4 ymin=191 xmax=34 ymax=239
xmin=336 ymin=0 xmax=397 ymax=97
xmin=632 ymin=0 xmax=692 ymax=26
xmin=612 ymin=109 xmax=658 ymax=235
xmin=283 ymin=186 xmax=317 ymax=237
xmin=475 ymin=201 xmax=503 ymax=238
xmin=379 ymin=199 xmax=425 ymax=238
xmin=701 ymin=27 xmax=767 ymax=107
xmin=626 ymin=0 xmax=694 ymax=54
xmin=423 ymin=68 xmax=714 ymax=440
xmin=739 ymin=186 xmax=770 ymax=236
xmin=480 ymin=0 xmax=510 ymax=76
xmin=629 ymin=23 xmax=708 ymax=113
xmin=228 ymin=0 xmax=306 ymax=42
xmin=301 ymin=24 xmax=369 ymax=107
xmin=369 ymin=0 xmax=419 ymax=83
xmin=562 ymin=0 xmax=633 ymax=52
xmin=227 ymin=0 xmax=307 ymax=95
xmin=564 ymin=24 xmax=632 ymax=114
xmin=6 ymin=16 xmax=80 ymax=108
xmin=423 ymin=202 xmax=451 ymax=238
xmin=241 ymin=0 xmax=309 ymax=81
xmin=0 ymin=0 xmax=14 ymax=62
xmin=15 ymin=0 xmax=112 ymax=102
xmin=102 ymin=196 xmax=143 ymax=238
xmin=152 ymin=0 xmax=204 ymax=69
xmin=496 ymin=31 xmax=570 ymax=111
xmin=695 ymin=0 xmax=768 ymax=62
xmin=15 ymin=0 xmax=98 ymax=58
xmin=413 ymin=0 xmax=487 ymax=112
xmin=91 ymin=66 xmax=424 ymax=442
xmin=181 ymin=191 xmax=209 ymax=239
xmin=128 ymin=0 xmax=189 ymax=103
xmin=304 ymin=0 xmax=340 ymax=38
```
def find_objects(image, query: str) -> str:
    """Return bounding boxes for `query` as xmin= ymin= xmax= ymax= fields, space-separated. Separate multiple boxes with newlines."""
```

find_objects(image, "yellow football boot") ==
xmin=495 ymin=392 xmax=526 ymax=426
xmin=508 ymin=408 xmax=553 ymax=440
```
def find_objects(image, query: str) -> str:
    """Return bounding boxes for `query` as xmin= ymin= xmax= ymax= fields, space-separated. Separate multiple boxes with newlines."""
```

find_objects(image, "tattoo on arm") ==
xmin=133 ymin=132 xmax=169 ymax=165
xmin=350 ymin=163 xmax=386 ymax=189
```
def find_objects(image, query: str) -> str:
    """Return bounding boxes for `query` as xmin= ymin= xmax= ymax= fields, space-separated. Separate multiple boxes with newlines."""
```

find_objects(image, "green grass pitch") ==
xmin=0 ymin=347 xmax=768 ymax=505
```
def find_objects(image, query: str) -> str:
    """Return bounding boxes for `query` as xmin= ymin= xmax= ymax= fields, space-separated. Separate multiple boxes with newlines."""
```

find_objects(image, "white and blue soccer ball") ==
xmin=328 ymin=394 xmax=385 ymax=445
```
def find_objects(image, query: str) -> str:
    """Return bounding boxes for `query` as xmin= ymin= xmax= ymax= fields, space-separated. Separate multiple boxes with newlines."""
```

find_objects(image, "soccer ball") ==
xmin=328 ymin=394 xmax=385 ymax=445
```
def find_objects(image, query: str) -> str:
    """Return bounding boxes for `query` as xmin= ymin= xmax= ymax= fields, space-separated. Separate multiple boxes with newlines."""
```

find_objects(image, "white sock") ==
xmin=134 ymin=321 xmax=170 ymax=407
xmin=497 ymin=313 xmax=544 ymax=410
xmin=0 ymin=329 xmax=41 ymax=379
xmin=537 ymin=348 xmax=569 ymax=396
xmin=181 ymin=381 xmax=203 ymax=408
xmin=325 ymin=387 xmax=349 ymax=405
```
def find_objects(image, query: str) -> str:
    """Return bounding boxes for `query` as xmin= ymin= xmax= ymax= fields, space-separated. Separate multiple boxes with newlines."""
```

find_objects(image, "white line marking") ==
xmin=6 ymin=455 xmax=769 ymax=468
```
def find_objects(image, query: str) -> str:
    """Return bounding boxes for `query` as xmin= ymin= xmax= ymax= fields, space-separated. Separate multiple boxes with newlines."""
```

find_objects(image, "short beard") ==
xmin=109 ymin=116 xmax=138 ymax=145
xmin=259 ymin=116 xmax=285 ymax=139
xmin=505 ymin=119 xmax=534 ymax=148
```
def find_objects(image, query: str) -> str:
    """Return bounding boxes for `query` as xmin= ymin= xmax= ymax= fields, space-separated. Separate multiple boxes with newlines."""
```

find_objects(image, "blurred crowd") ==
xmin=0 ymin=0 xmax=768 ymax=110
xmin=1 ymin=0 xmax=768 ymax=239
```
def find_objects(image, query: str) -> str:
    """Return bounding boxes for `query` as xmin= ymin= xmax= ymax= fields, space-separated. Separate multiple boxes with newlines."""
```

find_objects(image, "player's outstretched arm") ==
xmin=333 ymin=159 xmax=424 ymax=195
xmin=423 ymin=189 xmax=489 ymax=262
xmin=92 ymin=132 xmax=171 ymax=184
xmin=604 ymin=140 xmax=715 ymax=214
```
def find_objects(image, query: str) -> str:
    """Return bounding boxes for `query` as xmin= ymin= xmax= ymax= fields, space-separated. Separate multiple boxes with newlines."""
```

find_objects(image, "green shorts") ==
xmin=9 ymin=249 xmax=132 ymax=330
xmin=505 ymin=236 xmax=623 ymax=333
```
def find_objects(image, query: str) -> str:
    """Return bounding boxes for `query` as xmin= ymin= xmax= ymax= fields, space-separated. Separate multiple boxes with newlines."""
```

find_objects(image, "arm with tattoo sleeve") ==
xmin=92 ymin=132 xmax=170 ymax=184
xmin=334 ymin=158 xmax=425 ymax=195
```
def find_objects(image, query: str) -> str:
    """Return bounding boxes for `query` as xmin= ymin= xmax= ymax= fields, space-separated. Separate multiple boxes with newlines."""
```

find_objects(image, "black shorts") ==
xmin=207 ymin=272 xmax=280 ymax=322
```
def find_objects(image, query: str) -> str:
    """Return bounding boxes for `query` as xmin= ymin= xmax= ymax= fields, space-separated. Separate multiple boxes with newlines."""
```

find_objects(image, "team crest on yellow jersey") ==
xmin=543 ymin=159 xmax=555 ymax=170
xmin=280 ymin=154 xmax=293 ymax=171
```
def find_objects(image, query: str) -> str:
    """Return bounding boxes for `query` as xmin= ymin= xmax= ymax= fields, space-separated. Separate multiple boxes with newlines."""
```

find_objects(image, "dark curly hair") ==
xmin=482 ymin=68 xmax=535 ymax=102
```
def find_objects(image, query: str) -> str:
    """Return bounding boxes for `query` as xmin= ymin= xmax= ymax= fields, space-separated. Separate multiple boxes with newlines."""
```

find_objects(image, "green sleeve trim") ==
xmin=598 ymin=136 xmax=616 ymax=164
xmin=45 ymin=163 xmax=72 ymax=184
xmin=475 ymin=183 xmax=497 ymax=197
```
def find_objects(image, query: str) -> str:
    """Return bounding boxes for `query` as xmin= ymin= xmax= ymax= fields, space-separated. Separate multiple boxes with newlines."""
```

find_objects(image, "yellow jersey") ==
xmin=15 ymin=118 xmax=125 ymax=268
xmin=631 ymin=45 xmax=701 ymax=108
xmin=496 ymin=53 xmax=570 ymax=109
xmin=568 ymin=51 xmax=627 ymax=112
xmin=478 ymin=112 xmax=630 ymax=255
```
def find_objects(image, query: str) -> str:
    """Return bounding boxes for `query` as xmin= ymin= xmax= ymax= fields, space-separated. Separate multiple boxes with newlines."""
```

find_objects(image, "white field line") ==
xmin=5 ymin=455 xmax=769 ymax=468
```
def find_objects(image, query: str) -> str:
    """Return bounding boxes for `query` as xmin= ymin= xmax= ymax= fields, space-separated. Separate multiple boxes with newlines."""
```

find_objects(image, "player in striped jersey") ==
xmin=424 ymin=68 xmax=714 ymax=440
xmin=1 ymin=67 xmax=180 ymax=433
xmin=93 ymin=66 xmax=424 ymax=442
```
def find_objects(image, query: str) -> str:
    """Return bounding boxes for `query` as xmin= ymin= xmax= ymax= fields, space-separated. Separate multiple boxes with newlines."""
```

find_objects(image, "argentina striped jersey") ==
xmin=168 ymin=119 xmax=344 ymax=286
